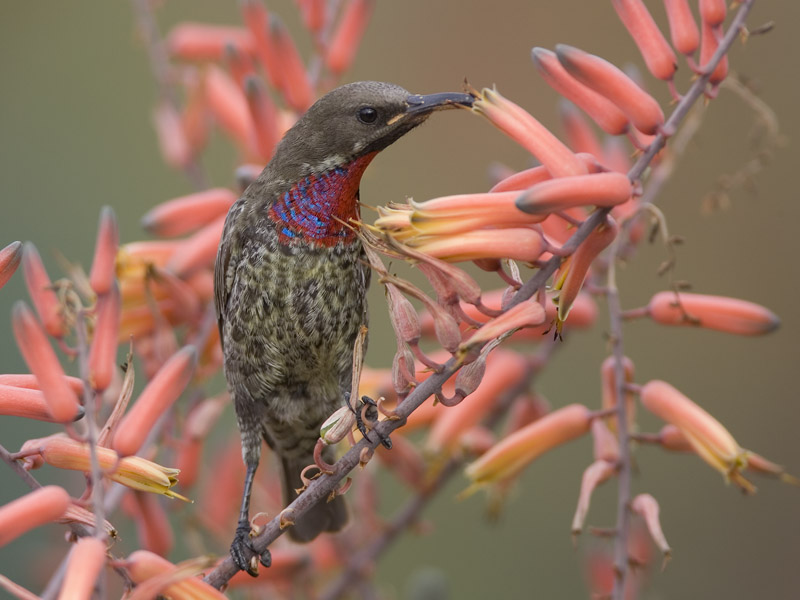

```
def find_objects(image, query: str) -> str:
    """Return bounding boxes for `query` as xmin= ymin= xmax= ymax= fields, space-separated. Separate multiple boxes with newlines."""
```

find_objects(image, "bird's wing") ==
xmin=213 ymin=200 xmax=244 ymax=353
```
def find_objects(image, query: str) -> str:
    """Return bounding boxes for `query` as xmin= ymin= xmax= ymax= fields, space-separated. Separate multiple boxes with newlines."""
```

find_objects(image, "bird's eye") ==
xmin=357 ymin=106 xmax=378 ymax=124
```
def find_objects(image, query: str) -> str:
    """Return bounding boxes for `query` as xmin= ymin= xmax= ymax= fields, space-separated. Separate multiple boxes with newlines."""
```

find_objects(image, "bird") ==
xmin=214 ymin=80 xmax=473 ymax=575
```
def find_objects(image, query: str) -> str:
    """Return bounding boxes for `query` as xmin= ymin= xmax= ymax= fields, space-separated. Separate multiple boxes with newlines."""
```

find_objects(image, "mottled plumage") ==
xmin=214 ymin=81 xmax=472 ymax=574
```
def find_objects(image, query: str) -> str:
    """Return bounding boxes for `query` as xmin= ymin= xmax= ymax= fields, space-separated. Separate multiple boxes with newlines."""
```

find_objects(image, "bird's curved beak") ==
xmin=405 ymin=92 xmax=475 ymax=115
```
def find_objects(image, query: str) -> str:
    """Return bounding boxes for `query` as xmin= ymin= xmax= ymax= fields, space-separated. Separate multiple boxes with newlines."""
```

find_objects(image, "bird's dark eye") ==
xmin=357 ymin=106 xmax=378 ymax=124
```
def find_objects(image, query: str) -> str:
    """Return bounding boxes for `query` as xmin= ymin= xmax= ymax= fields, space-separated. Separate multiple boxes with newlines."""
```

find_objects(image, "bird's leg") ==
xmin=231 ymin=461 xmax=272 ymax=576
xmin=350 ymin=395 xmax=392 ymax=450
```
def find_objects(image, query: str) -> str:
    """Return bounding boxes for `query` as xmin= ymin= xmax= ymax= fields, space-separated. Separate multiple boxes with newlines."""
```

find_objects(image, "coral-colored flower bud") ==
xmin=630 ymin=493 xmax=671 ymax=557
xmin=297 ymin=0 xmax=326 ymax=33
xmin=205 ymin=65 xmax=257 ymax=156
xmin=58 ymin=537 xmax=107 ymax=600
xmin=270 ymin=15 xmax=313 ymax=111
xmin=556 ymin=44 xmax=665 ymax=135
xmin=175 ymin=396 xmax=226 ymax=489
xmin=153 ymin=101 xmax=192 ymax=169
xmin=516 ymin=172 xmax=632 ymax=215
xmin=241 ymin=0 xmax=283 ymax=90
xmin=663 ymin=0 xmax=700 ymax=56
xmin=657 ymin=423 xmax=694 ymax=452
xmin=167 ymin=214 xmax=227 ymax=277
xmin=411 ymin=228 xmax=547 ymax=264
xmin=600 ymin=354 xmax=636 ymax=433
xmin=532 ymin=48 xmax=630 ymax=136
xmin=572 ymin=460 xmax=617 ymax=534
xmin=473 ymin=87 xmax=588 ymax=177
xmin=0 ymin=384 xmax=75 ymax=422
xmin=699 ymin=19 xmax=728 ymax=85
xmin=427 ymin=350 xmax=527 ymax=456
xmin=12 ymin=302 xmax=81 ymax=422
xmin=592 ymin=419 xmax=620 ymax=463
xmin=21 ymin=242 xmax=65 ymax=338
xmin=126 ymin=551 xmax=223 ymax=599
xmin=640 ymin=380 xmax=753 ymax=492
xmin=142 ymin=188 xmax=236 ymax=239
xmin=490 ymin=153 xmax=603 ymax=194
xmin=113 ymin=346 xmax=197 ymax=457
xmin=0 ymin=374 xmax=83 ymax=395
xmin=465 ymin=404 xmax=592 ymax=488
xmin=559 ymin=101 xmax=604 ymax=158
xmin=458 ymin=301 xmax=546 ymax=357
xmin=181 ymin=74 xmax=210 ymax=154
xmin=0 ymin=485 xmax=71 ymax=547
xmin=0 ymin=240 xmax=22 ymax=291
xmin=376 ymin=433 xmax=425 ymax=489
xmin=122 ymin=491 xmax=174 ymax=557
xmin=612 ymin=0 xmax=678 ymax=80
xmin=166 ymin=23 xmax=256 ymax=62
xmin=699 ymin=0 xmax=726 ymax=27
xmin=326 ymin=0 xmax=374 ymax=74
xmin=89 ymin=207 xmax=119 ymax=296
xmin=555 ymin=216 xmax=618 ymax=321
xmin=245 ymin=76 xmax=280 ymax=161
xmin=646 ymin=291 xmax=779 ymax=335
xmin=88 ymin=283 xmax=121 ymax=392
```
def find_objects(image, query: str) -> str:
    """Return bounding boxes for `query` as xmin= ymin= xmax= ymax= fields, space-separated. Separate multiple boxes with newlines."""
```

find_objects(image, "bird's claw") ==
xmin=349 ymin=394 xmax=392 ymax=450
xmin=231 ymin=520 xmax=271 ymax=577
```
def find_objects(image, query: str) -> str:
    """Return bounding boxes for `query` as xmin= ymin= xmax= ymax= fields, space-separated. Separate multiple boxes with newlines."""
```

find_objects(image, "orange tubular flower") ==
xmin=554 ymin=216 xmax=618 ymax=322
xmin=204 ymin=65 xmax=257 ymax=157
xmin=12 ymin=302 xmax=81 ymax=422
xmin=556 ymin=44 xmax=665 ymax=135
xmin=571 ymin=460 xmax=617 ymax=535
xmin=166 ymin=23 xmax=256 ymax=62
xmin=516 ymin=172 xmax=632 ymax=215
xmin=640 ymin=380 xmax=754 ymax=492
xmin=0 ymin=373 xmax=83 ymax=395
xmin=663 ymin=0 xmax=700 ymax=56
xmin=37 ymin=435 xmax=188 ymax=500
xmin=326 ymin=0 xmax=375 ymax=74
xmin=646 ymin=291 xmax=780 ymax=336
xmin=0 ymin=240 xmax=22 ymax=291
xmin=532 ymin=48 xmax=630 ymax=136
xmin=409 ymin=227 xmax=547 ymax=264
xmin=699 ymin=0 xmax=726 ymax=27
xmin=58 ymin=537 xmax=107 ymax=600
xmin=153 ymin=101 xmax=192 ymax=169
xmin=125 ymin=551 xmax=224 ymax=600
xmin=0 ymin=485 xmax=71 ymax=547
xmin=630 ymin=493 xmax=671 ymax=557
xmin=21 ymin=242 xmax=65 ymax=338
xmin=113 ymin=346 xmax=197 ymax=457
xmin=699 ymin=19 xmax=728 ymax=86
xmin=464 ymin=404 xmax=592 ymax=489
xmin=473 ymin=87 xmax=588 ymax=177
xmin=88 ymin=207 xmax=119 ymax=296
xmin=87 ymin=283 xmax=121 ymax=392
xmin=245 ymin=76 xmax=280 ymax=161
xmin=270 ymin=14 xmax=313 ymax=111
xmin=457 ymin=301 xmax=546 ymax=357
xmin=600 ymin=355 xmax=636 ymax=433
xmin=166 ymin=214 xmax=227 ymax=277
xmin=611 ymin=0 xmax=678 ymax=81
xmin=142 ymin=188 xmax=237 ymax=239
xmin=426 ymin=350 xmax=528 ymax=456
xmin=0 ymin=384 xmax=71 ymax=422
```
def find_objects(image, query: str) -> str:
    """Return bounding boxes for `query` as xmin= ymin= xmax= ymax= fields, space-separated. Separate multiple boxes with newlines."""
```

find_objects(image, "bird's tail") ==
xmin=281 ymin=453 xmax=348 ymax=543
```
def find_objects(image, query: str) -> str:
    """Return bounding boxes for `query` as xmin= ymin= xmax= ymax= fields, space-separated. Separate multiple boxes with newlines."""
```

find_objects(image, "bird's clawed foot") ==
xmin=231 ymin=519 xmax=271 ymax=576
xmin=350 ymin=394 xmax=392 ymax=450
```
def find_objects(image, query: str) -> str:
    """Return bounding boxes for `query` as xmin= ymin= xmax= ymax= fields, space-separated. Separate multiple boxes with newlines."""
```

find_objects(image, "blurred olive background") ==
xmin=1 ymin=1 xmax=798 ymax=598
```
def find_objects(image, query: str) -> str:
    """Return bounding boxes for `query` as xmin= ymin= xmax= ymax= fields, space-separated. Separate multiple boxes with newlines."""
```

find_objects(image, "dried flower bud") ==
xmin=630 ymin=493 xmax=671 ymax=557
xmin=386 ymin=284 xmax=421 ymax=344
xmin=572 ymin=460 xmax=617 ymax=535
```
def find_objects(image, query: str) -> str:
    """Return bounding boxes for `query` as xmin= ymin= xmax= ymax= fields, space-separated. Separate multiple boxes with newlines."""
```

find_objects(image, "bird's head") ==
xmin=272 ymin=81 xmax=474 ymax=176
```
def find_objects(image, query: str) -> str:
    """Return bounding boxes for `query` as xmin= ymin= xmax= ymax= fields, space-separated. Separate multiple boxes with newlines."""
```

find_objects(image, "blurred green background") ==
xmin=1 ymin=1 xmax=798 ymax=598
